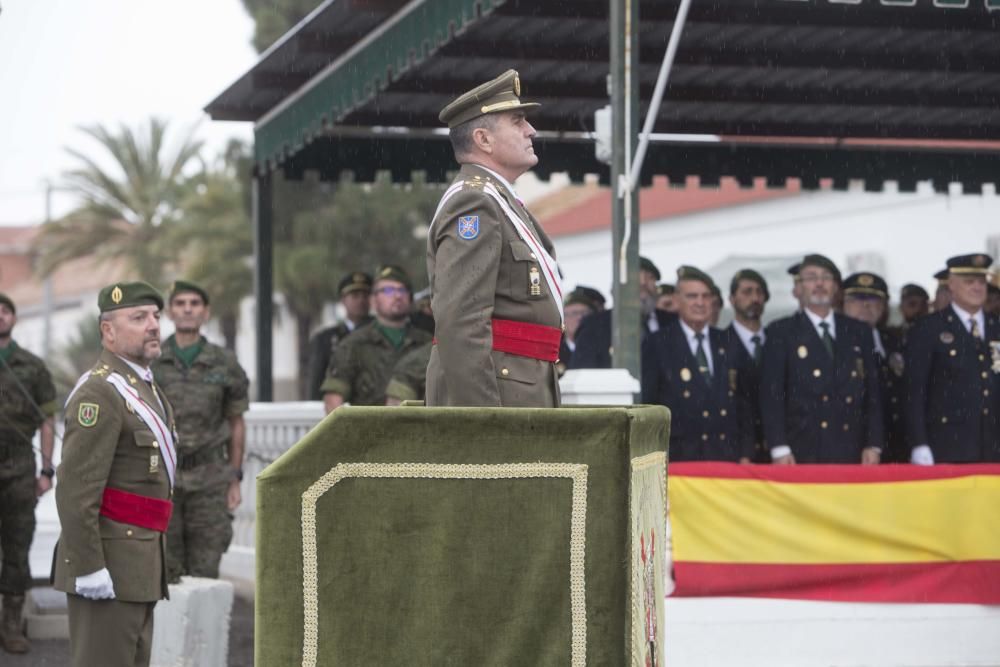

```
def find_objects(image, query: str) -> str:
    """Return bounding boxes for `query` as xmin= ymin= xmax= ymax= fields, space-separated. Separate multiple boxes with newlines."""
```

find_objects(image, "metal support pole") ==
xmin=252 ymin=170 xmax=274 ymax=402
xmin=610 ymin=0 xmax=641 ymax=379
xmin=42 ymin=183 xmax=54 ymax=360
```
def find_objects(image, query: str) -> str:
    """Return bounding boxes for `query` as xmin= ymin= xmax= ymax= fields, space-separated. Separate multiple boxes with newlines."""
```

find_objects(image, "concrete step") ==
xmin=24 ymin=586 xmax=69 ymax=640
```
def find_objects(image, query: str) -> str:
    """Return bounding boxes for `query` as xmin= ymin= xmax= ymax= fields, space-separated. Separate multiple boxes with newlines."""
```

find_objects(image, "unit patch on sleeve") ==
xmin=78 ymin=403 xmax=100 ymax=427
xmin=457 ymin=215 xmax=480 ymax=240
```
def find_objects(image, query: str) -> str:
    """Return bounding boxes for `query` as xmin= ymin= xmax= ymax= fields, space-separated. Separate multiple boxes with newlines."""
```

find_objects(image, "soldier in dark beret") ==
xmin=305 ymin=271 xmax=374 ymax=400
xmin=906 ymin=253 xmax=999 ymax=463
xmin=656 ymin=284 xmax=677 ymax=313
xmin=932 ymin=268 xmax=951 ymax=313
xmin=725 ymin=269 xmax=770 ymax=461
xmin=898 ymin=283 xmax=930 ymax=329
xmin=558 ymin=287 xmax=601 ymax=373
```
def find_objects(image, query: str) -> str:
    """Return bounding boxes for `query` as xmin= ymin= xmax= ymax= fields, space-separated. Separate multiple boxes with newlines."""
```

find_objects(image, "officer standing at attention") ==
xmin=725 ymin=269 xmax=770 ymax=461
xmin=642 ymin=267 xmax=753 ymax=461
xmin=760 ymin=254 xmax=884 ymax=464
xmin=323 ymin=266 xmax=432 ymax=411
xmin=305 ymin=272 xmax=373 ymax=399
xmin=906 ymin=254 xmax=999 ymax=463
xmin=54 ymin=282 xmax=176 ymax=667
xmin=153 ymin=281 xmax=249 ymax=582
xmin=0 ymin=293 xmax=56 ymax=655
xmin=426 ymin=70 xmax=563 ymax=407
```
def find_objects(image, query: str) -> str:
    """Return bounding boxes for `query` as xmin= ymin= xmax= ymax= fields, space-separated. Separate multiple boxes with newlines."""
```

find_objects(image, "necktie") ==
xmin=819 ymin=321 xmax=835 ymax=358
xmin=751 ymin=334 xmax=762 ymax=366
xmin=695 ymin=332 xmax=712 ymax=384
xmin=970 ymin=317 xmax=981 ymax=340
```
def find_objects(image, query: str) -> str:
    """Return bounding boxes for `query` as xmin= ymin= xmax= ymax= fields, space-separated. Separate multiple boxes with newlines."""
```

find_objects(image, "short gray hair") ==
xmin=449 ymin=113 xmax=500 ymax=161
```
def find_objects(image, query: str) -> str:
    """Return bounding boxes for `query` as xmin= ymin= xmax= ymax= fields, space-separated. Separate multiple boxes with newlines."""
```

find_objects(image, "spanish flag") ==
xmin=669 ymin=463 xmax=1000 ymax=604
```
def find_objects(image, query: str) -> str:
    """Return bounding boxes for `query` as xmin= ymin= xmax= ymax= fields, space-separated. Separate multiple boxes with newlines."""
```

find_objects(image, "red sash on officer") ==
xmin=99 ymin=487 xmax=173 ymax=532
xmin=490 ymin=318 xmax=562 ymax=362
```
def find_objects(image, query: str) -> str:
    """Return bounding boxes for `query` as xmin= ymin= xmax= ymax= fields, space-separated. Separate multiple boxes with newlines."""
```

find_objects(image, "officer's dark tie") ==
xmin=695 ymin=332 xmax=712 ymax=384
xmin=751 ymin=334 xmax=763 ymax=366
xmin=819 ymin=321 xmax=835 ymax=358
xmin=970 ymin=318 xmax=981 ymax=341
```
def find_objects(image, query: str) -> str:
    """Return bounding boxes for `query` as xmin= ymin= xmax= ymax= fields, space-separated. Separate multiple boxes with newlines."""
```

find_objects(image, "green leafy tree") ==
xmin=51 ymin=316 xmax=104 ymax=399
xmin=34 ymin=118 xmax=204 ymax=286
xmin=239 ymin=0 xmax=317 ymax=52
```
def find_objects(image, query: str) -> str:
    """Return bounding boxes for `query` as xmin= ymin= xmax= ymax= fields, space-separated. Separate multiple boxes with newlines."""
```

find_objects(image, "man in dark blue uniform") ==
xmin=557 ymin=287 xmax=601 ymax=375
xmin=642 ymin=266 xmax=753 ymax=462
xmin=906 ymin=253 xmax=999 ymax=464
xmin=571 ymin=257 xmax=674 ymax=369
xmin=725 ymin=269 xmax=770 ymax=462
xmin=760 ymin=254 xmax=884 ymax=464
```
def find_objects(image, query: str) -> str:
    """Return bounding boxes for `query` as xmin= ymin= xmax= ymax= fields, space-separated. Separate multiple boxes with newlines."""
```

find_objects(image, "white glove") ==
xmin=76 ymin=567 xmax=116 ymax=600
xmin=910 ymin=445 xmax=935 ymax=466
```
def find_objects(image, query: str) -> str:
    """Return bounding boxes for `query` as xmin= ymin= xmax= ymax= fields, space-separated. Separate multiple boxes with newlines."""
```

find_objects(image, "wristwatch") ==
xmin=233 ymin=468 xmax=244 ymax=482
xmin=40 ymin=467 xmax=55 ymax=479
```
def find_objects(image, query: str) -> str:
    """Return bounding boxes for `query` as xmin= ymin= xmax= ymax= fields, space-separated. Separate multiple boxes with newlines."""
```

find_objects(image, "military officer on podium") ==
xmin=426 ymin=69 xmax=563 ymax=407
xmin=642 ymin=267 xmax=754 ymax=462
xmin=906 ymin=253 xmax=1000 ymax=463
xmin=760 ymin=254 xmax=884 ymax=464
xmin=54 ymin=282 xmax=176 ymax=667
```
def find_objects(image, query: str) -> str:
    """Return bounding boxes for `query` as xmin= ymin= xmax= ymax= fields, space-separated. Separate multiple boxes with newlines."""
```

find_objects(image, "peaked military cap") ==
xmin=168 ymin=279 xmax=210 ymax=305
xmin=656 ymin=283 xmax=675 ymax=297
xmin=676 ymin=265 xmax=717 ymax=292
xmin=639 ymin=256 xmax=661 ymax=281
xmin=730 ymin=268 xmax=770 ymax=301
xmin=0 ymin=292 xmax=14 ymax=314
xmin=374 ymin=264 xmax=412 ymax=292
xmin=439 ymin=69 xmax=540 ymax=128
xmin=843 ymin=272 xmax=888 ymax=299
xmin=900 ymin=283 xmax=929 ymax=300
xmin=946 ymin=253 xmax=993 ymax=276
xmin=564 ymin=287 xmax=599 ymax=310
xmin=338 ymin=271 xmax=373 ymax=297
xmin=98 ymin=281 xmax=163 ymax=312
xmin=577 ymin=285 xmax=606 ymax=309
xmin=796 ymin=253 xmax=842 ymax=284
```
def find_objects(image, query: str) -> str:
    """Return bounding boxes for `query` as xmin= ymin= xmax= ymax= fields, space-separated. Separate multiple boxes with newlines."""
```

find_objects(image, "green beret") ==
xmin=934 ymin=268 xmax=949 ymax=283
xmin=946 ymin=253 xmax=993 ymax=276
xmin=730 ymin=269 xmax=770 ymax=301
xmin=843 ymin=272 xmax=888 ymax=300
xmin=439 ymin=69 xmax=540 ymax=129
xmin=798 ymin=254 xmax=842 ymax=284
xmin=168 ymin=279 xmax=210 ymax=305
xmin=656 ymin=283 xmax=675 ymax=297
xmin=900 ymin=283 xmax=929 ymax=300
xmin=564 ymin=287 xmax=599 ymax=310
xmin=0 ymin=292 xmax=14 ymax=314
xmin=374 ymin=265 xmax=412 ymax=292
xmin=338 ymin=271 xmax=373 ymax=297
xmin=639 ymin=256 xmax=661 ymax=281
xmin=787 ymin=262 xmax=802 ymax=277
xmin=98 ymin=281 xmax=163 ymax=313
xmin=676 ymin=265 xmax=717 ymax=292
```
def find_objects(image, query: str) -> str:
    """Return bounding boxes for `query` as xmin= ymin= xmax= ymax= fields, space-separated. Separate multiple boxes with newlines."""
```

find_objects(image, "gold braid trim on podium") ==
xmin=629 ymin=451 xmax=667 ymax=666
xmin=301 ymin=462 xmax=590 ymax=667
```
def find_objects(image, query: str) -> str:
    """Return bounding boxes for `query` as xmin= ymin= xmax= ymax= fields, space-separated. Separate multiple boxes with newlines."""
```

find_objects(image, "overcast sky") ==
xmin=0 ymin=0 xmax=258 ymax=225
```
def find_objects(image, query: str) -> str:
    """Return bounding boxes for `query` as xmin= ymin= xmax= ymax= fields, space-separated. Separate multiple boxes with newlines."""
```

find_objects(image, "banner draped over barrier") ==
xmin=669 ymin=462 xmax=1000 ymax=604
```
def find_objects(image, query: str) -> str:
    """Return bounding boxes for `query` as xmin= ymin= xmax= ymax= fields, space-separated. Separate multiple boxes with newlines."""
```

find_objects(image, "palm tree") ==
xmin=35 ymin=118 xmax=203 ymax=286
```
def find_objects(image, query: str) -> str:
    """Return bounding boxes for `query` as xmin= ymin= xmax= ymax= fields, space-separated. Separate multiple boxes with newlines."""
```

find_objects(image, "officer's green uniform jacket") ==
xmin=426 ymin=163 xmax=562 ymax=407
xmin=153 ymin=335 xmax=249 ymax=474
xmin=53 ymin=350 xmax=175 ymax=602
xmin=0 ymin=341 xmax=56 ymax=475
xmin=385 ymin=341 xmax=433 ymax=402
xmin=321 ymin=322 xmax=431 ymax=406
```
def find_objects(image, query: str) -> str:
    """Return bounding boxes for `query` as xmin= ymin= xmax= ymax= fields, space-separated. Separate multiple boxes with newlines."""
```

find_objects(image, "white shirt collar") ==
xmin=476 ymin=165 xmax=521 ymax=201
xmin=950 ymin=302 xmax=984 ymax=334
xmin=731 ymin=319 xmax=764 ymax=355
xmin=116 ymin=355 xmax=154 ymax=383
xmin=803 ymin=308 xmax=836 ymax=338
xmin=679 ymin=318 xmax=714 ymax=374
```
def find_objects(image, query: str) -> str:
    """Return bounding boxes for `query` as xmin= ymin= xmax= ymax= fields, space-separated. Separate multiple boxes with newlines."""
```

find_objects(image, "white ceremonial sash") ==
xmin=105 ymin=373 xmax=177 ymax=487
xmin=431 ymin=181 xmax=564 ymax=323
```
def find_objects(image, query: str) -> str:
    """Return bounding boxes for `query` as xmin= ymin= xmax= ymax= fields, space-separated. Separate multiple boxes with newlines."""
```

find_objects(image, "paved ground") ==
xmin=2 ymin=591 xmax=254 ymax=666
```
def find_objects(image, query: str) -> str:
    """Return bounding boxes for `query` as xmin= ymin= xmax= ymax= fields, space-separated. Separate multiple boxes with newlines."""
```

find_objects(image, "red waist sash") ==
xmin=490 ymin=318 xmax=562 ymax=362
xmin=100 ymin=487 xmax=173 ymax=533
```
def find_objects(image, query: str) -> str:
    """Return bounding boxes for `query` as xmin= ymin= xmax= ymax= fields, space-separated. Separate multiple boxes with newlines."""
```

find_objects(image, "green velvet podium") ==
xmin=255 ymin=405 xmax=669 ymax=666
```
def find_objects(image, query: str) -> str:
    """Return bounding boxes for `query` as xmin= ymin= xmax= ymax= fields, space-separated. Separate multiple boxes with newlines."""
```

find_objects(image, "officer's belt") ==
xmin=491 ymin=318 xmax=562 ymax=362
xmin=100 ymin=487 xmax=173 ymax=533
xmin=177 ymin=446 xmax=224 ymax=471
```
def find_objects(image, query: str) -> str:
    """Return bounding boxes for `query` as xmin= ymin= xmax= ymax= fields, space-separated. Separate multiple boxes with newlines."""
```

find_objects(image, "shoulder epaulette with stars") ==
xmin=463 ymin=176 xmax=485 ymax=189
xmin=90 ymin=363 xmax=111 ymax=378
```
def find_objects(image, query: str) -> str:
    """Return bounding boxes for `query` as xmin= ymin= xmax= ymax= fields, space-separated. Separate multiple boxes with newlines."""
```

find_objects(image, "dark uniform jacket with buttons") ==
xmin=426 ymin=163 xmax=562 ymax=407
xmin=904 ymin=307 xmax=1000 ymax=462
xmin=875 ymin=326 xmax=908 ymax=462
xmin=569 ymin=308 xmax=677 ymax=370
xmin=725 ymin=324 xmax=768 ymax=462
xmin=54 ymin=349 xmax=175 ymax=602
xmin=760 ymin=312 xmax=884 ymax=463
xmin=641 ymin=321 xmax=754 ymax=462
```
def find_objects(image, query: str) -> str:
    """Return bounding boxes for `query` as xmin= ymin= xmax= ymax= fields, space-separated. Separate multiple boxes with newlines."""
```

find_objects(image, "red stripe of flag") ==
xmin=670 ymin=461 xmax=1000 ymax=483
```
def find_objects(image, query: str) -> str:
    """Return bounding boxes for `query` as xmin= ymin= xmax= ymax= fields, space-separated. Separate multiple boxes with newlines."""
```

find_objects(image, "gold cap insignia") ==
xmin=858 ymin=274 xmax=874 ymax=287
xmin=680 ymin=367 xmax=692 ymax=382
xmin=514 ymin=73 xmax=521 ymax=97
xmin=111 ymin=285 xmax=123 ymax=304
xmin=380 ymin=267 xmax=392 ymax=278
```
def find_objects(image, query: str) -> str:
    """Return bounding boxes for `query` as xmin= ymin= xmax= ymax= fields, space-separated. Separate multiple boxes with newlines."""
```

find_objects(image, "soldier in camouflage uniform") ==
xmin=152 ymin=281 xmax=249 ymax=581
xmin=0 ymin=293 xmax=56 ymax=654
xmin=304 ymin=271 xmax=373 ymax=400
xmin=322 ymin=266 xmax=432 ymax=411
xmin=385 ymin=342 xmax=433 ymax=405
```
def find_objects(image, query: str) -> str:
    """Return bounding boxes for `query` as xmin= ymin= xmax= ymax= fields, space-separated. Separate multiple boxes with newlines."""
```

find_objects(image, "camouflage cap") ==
xmin=730 ymin=268 xmax=770 ymax=301
xmin=900 ymin=283 xmax=929 ymax=300
xmin=168 ymin=279 xmax=210 ymax=305
xmin=439 ymin=69 xmax=540 ymax=129
xmin=946 ymin=253 xmax=993 ymax=276
xmin=797 ymin=253 xmax=842 ymax=284
xmin=374 ymin=264 xmax=412 ymax=292
xmin=843 ymin=272 xmax=888 ymax=300
xmin=0 ymin=292 xmax=14 ymax=314
xmin=338 ymin=271 xmax=373 ymax=297
xmin=676 ymin=265 xmax=717 ymax=292
xmin=639 ymin=256 xmax=661 ymax=281
xmin=98 ymin=281 xmax=163 ymax=312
